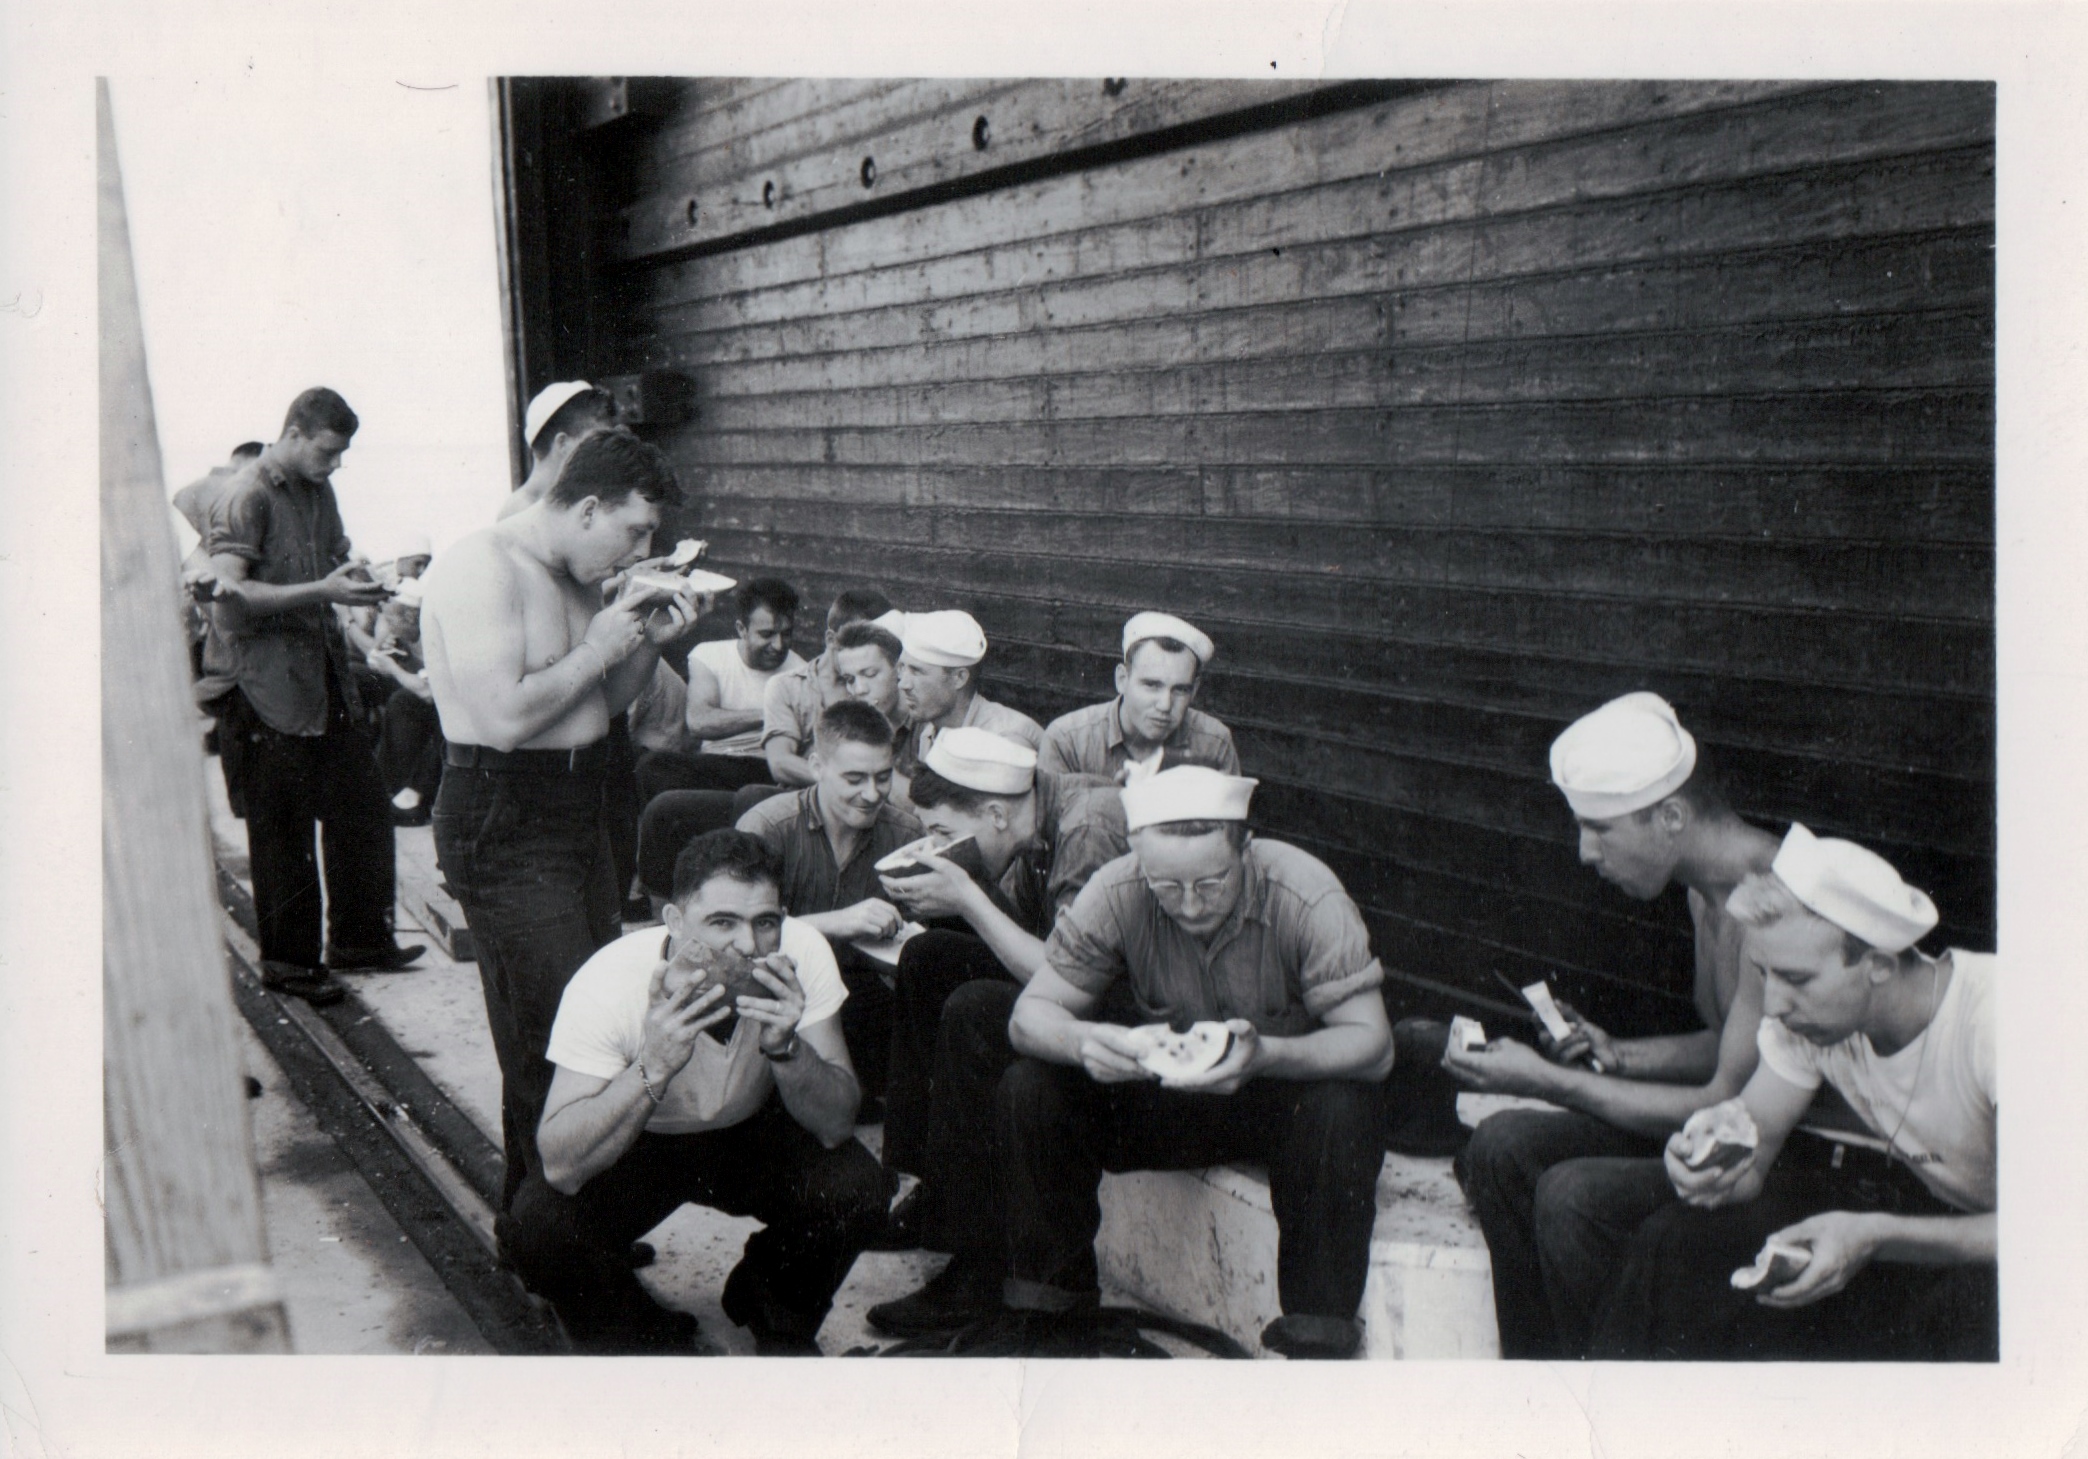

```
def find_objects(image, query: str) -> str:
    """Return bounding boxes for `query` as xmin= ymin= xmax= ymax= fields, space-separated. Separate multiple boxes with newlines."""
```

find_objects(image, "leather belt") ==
xmin=445 ymin=741 xmax=610 ymax=774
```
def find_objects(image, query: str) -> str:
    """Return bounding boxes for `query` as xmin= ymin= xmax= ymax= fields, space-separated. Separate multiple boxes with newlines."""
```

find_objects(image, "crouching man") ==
xmin=985 ymin=766 xmax=1395 ymax=1358
xmin=502 ymin=831 xmax=887 ymax=1355
xmin=1591 ymin=825 xmax=1996 ymax=1360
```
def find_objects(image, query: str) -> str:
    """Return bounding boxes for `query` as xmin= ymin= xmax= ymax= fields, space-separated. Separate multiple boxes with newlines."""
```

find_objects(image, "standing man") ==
xmin=420 ymin=427 xmax=699 ymax=1210
xmin=1592 ymin=828 xmax=1995 ymax=1360
xmin=895 ymin=611 xmax=1043 ymax=777
xmin=761 ymin=588 xmax=893 ymax=788
xmin=634 ymin=578 xmax=805 ymax=803
xmin=202 ymin=389 xmax=422 ymax=1006
xmin=1439 ymin=691 xmax=1781 ymax=1358
xmin=503 ymin=830 xmax=886 ymax=1354
xmin=1038 ymin=612 xmax=1241 ymax=782
xmin=736 ymin=700 xmax=924 ymax=1091
xmin=497 ymin=381 xmax=620 ymax=521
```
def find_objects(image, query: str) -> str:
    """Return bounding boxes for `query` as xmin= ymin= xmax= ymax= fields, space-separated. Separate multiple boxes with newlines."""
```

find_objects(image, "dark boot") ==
xmin=866 ymin=1257 xmax=1004 ymax=1338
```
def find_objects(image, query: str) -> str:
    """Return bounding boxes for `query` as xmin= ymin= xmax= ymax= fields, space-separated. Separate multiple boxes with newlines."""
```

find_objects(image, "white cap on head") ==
xmin=1770 ymin=823 xmax=1938 ymax=954
xmin=524 ymin=381 xmax=597 ymax=447
xmin=871 ymin=609 xmax=910 ymax=639
xmin=924 ymin=726 xmax=1037 ymax=796
xmin=902 ymin=609 xmax=988 ymax=668
xmin=1549 ymin=692 xmax=1698 ymax=819
xmin=396 ymin=531 xmax=432 ymax=560
xmin=1123 ymin=611 xmax=1215 ymax=667
xmin=1122 ymin=765 xmax=1258 ymax=833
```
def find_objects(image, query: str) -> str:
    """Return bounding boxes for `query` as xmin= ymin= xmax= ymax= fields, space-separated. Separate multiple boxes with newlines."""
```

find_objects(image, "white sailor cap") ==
xmin=1549 ymin=692 xmax=1698 ymax=819
xmin=524 ymin=381 xmax=598 ymax=446
xmin=1770 ymin=823 xmax=1938 ymax=954
xmin=395 ymin=531 xmax=432 ymax=560
xmin=871 ymin=609 xmax=910 ymax=639
xmin=1123 ymin=611 xmax=1215 ymax=667
xmin=924 ymin=726 xmax=1037 ymax=796
xmin=902 ymin=610 xmax=988 ymax=669
xmin=1122 ymin=765 xmax=1258 ymax=833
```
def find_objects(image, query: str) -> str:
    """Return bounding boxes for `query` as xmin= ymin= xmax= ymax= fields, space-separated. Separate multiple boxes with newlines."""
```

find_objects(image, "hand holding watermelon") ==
xmin=1075 ymin=1022 xmax=1160 ymax=1084
xmin=1134 ymin=1018 xmax=1263 ymax=1094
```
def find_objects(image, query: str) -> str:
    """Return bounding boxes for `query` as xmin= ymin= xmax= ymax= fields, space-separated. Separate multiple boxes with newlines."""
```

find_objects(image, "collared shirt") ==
xmin=1045 ymin=839 xmax=1384 ymax=1037
xmin=1037 ymin=698 xmax=1241 ymax=782
xmin=997 ymin=770 xmax=1130 ymax=937
xmin=898 ymin=692 xmax=1044 ymax=779
xmin=172 ymin=465 xmax=237 ymax=537
xmin=737 ymin=785 xmax=923 ymax=917
xmin=201 ymin=458 xmax=359 ymax=736
xmin=760 ymin=652 xmax=849 ymax=753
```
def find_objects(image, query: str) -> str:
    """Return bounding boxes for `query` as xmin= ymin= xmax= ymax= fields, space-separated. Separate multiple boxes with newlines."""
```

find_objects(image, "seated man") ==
xmin=736 ymin=700 xmax=924 ymax=1097
xmin=1038 ymin=611 xmax=1241 ymax=782
xmin=895 ymin=610 xmax=1043 ymax=777
xmin=634 ymin=577 xmax=806 ymax=803
xmin=502 ymin=831 xmax=886 ymax=1355
xmin=1591 ymin=826 xmax=1995 ymax=1361
xmin=762 ymin=588 xmax=893 ymax=788
xmin=869 ymin=728 xmax=1128 ymax=1231
xmin=883 ymin=766 xmax=1394 ymax=1358
xmin=1435 ymin=691 xmax=1779 ymax=1358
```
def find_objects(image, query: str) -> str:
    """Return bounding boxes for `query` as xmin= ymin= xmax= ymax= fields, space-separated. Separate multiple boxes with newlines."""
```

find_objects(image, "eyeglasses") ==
xmin=1142 ymin=872 xmax=1235 ymax=907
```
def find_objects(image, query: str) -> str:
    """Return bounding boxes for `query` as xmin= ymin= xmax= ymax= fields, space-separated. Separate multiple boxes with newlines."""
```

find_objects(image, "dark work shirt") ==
xmin=998 ymin=770 xmax=1131 ymax=938
xmin=201 ymin=458 xmax=358 ymax=736
xmin=1044 ymin=838 xmax=1384 ymax=1037
xmin=1038 ymin=698 xmax=1241 ymax=782
xmin=736 ymin=787 xmax=923 ymax=917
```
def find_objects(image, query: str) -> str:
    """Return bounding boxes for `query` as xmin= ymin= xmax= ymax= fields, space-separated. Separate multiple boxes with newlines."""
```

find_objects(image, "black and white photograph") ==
xmin=12 ymin=2 xmax=2088 ymax=1454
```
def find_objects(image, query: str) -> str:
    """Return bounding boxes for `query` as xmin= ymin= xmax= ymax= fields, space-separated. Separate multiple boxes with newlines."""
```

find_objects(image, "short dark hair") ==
xmin=827 ymin=588 xmax=892 ymax=634
xmin=1631 ymin=741 xmax=1733 ymax=823
xmin=814 ymin=698 xmax=896 ymax=751
xmin=907 ymin=763 xmax=1025 ymax=816
xmin=547 ymin=428 xmax=681 ymax=509
xmin=529 ymin=387 xmax=618 ymax=459
xmin=282 ymin=388 xmax=358 ymax=439
xmin=670 ymin=829 xmax=783 ymax=905
xmin=230 ymin=441 xmax=265 ymax=461
xmin=1135 ymin=818 xmax=1251 ymax=849
xmin=735 ymin=577 xmax=800 ymax=624
xmin=833 ymin=621 xmax=902 ymax=665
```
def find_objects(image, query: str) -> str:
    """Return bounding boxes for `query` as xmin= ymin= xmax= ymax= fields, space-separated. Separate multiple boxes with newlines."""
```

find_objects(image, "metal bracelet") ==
xmin=637 ymin=1060 xmax=664 ymax=1103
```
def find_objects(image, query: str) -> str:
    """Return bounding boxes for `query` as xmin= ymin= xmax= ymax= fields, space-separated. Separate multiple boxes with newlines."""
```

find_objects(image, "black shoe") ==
xmin=866 ymin=1259 xmax=1005 ymax=1339
xmin=719 ymin=1260 xmax=825 ymax=1355
xmin=259 ymin=961 xmax=348 ymax=1007
xmin=325 ymin=942 xmax=427 ymax=973
xmin=866 ymin=1181 xmax=931 ymax=1252
xmin=1260 ymin=1313 xmax=1362 ymax=1360
xmin=626 ymin=1240 xmax=656 ymax=1270
xmin=1384 ymin=1018 xmax=1472 ymax=1157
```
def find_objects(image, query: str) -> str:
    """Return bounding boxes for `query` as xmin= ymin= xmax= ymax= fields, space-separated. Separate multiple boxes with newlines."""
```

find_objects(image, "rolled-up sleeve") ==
xmin=204 ymin=480 xmax=270 ymax=564
xmin=1043 ymin=869 xmax=1133 ymax=998
xmin=1291 ymin=888 xmax=1385 ymax=1017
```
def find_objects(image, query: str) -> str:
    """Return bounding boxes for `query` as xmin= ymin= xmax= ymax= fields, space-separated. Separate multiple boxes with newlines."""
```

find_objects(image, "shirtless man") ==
xmin=496 ymin=381 xmax=619 ymax=522
xmin=421 ymin=428 xmax=702 ymax=1210
xmin=1441 ymin=692 xmax=1781 ymax=1357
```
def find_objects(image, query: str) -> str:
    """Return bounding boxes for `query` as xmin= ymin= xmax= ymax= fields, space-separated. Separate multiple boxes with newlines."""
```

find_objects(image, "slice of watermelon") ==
xmin=1730 ymin=1239 xmax=1811 ymax=1292
xmin=1679 ymin=1100 xmax=1761 ymax=1171
xmin=1129 ymin=1021 xmax=1235 ymax=1079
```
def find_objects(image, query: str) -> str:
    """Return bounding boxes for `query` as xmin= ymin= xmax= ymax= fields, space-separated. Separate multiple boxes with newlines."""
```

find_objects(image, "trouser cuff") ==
xmin=1002 ymin=1278 xmax=1099 ymax=1314
xmin=1262 ymin=1312 xmax=1363 ymax=1358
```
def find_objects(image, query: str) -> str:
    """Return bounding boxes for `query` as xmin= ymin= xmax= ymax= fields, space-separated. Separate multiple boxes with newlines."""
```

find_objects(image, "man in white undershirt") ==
xmin=633 ymin=578 xmax=806 ymax=804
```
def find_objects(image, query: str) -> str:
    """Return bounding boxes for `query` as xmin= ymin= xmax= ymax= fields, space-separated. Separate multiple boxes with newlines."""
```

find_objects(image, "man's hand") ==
xmin=1077 ymin=1023 xmax=1158 ymax=1085
xmin=737 ymin=954 xmax=808 ymax=1056
xmin=322 ymin=561 xmax=390 ymax=607
xmin=1545 ymin=999 xmax=1620 ymax=1072
xmin=581 ymin=600 xmax=648 ymax=668
xmin=407 ymin=670 xmax=434 ymax=703
xmin=639 ymin=959 xmax=733 ymax=1085
xmin=878 ymin=852 xmax=978 ymax=921
xmin=639 ymin=592 xmax=697 ymax=648
xmin=1440 ymin=1036 xmax=1558 ymax=1097
xmin=1663 ymin=1112 xmax=1764 ymax=1209
xmin=1750 ymin=1212 xmax=1878 ymax=1309
xmin=833 ymin=899 xmax=905 ymax=941
xmin=1158 ymin=1019 xmax=1263 ymax=1096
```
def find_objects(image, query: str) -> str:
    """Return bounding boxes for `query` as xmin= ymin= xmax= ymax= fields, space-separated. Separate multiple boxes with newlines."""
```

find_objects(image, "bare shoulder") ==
xmin=421 ymin=528 xmax=522 ymax=613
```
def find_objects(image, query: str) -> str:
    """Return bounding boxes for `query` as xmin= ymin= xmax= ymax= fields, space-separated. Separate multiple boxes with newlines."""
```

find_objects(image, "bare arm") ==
xmin=1240 ymin=986 xmax=1394 ymax=1083
xmin=767 ymin=1017 xmax=861 ymax=1146
xmin=880 ymin=854 xmax=1047 ymax=985
xmin=683 ymin=655 xmax=765 ymax=740
xmin=765 ymin=738 xmax=818 ymax=787
xmin=212 ymin=553 xmax=385 ymax=627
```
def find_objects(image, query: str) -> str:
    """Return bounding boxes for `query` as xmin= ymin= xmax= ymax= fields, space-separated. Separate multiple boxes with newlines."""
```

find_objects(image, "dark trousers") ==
xmin=635 ymin=785 xmax=789 ymax=898
xmin=835 ymin=944 xmax=895 ymax=1102
xmin=503 ymin=1101 xmax=888 ymax=1353
xmin=376 ymin=689 xmax=444 ymax=804
xmin=433 ymin=761 xmax=620 ymax=1210
xmin=1459 ymin=1107 xmax=1665 ymax=1358
xmin=219 ymin=686 xmax=397 ymax=969
xmin=604 ymin=714 xmax=639 ymax=903
xmin=923 ymin=980 xmax=1024 ymax=1263
xmin=999 ymin=1057 xmax=1385 ymax=1325
xmin=1590 ymin=1164 xmax=1998 ymax=1361
xmin=634 ymin=747 xmax=773 ymax=804
xmin=883 ymin=930 xmax=1015 ymax=1178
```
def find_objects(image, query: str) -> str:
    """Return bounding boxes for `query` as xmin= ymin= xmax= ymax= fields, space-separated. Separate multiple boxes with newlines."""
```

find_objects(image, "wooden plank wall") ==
xmin=505 ymin=77 xmax=1995 ymax=1032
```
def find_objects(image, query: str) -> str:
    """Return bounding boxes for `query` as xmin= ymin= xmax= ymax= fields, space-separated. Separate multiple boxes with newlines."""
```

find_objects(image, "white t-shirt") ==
xmin=1757 ymin=950 xmax=1995 ymax=1212
xmin=545 ymin=918 xmax=847 ymax=1136
xmin=689 ymin=639 xmax=806 ymax=757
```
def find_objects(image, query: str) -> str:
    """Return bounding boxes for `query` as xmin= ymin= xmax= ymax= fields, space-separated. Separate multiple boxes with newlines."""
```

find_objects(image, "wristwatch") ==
xmin=762 ymin=1032 xmax=801 ymax=1063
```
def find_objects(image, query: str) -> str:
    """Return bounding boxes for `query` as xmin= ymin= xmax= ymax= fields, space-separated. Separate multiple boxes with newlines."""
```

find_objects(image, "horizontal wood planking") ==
xmin=618 ymin=79 xmax=1334 ymax=258
xmin=576 ymin=79 xmax=1996 ymax=1018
